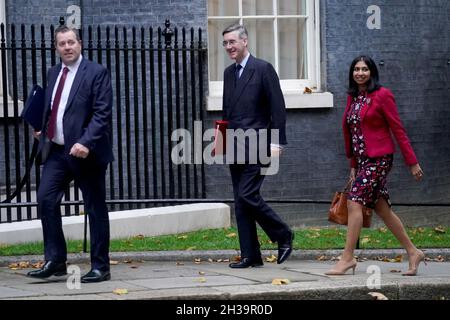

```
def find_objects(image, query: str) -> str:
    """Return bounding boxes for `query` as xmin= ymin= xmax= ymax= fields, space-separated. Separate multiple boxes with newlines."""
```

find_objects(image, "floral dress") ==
xmin=346 ymin=93 xmax=393 ymax=209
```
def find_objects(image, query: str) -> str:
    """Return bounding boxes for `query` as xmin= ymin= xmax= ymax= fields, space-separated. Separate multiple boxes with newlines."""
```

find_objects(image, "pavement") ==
xmin=0 ymin=249 xmax=449 ymax=300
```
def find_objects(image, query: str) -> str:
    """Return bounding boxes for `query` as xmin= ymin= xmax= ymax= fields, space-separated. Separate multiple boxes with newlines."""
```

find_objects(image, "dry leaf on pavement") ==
xmin=265 ymin=255 xmax=277 ymax=263
xmin=199 ymin=271 xmax=205 ymax=275
xmin=368 ymin=292 xmax=388 ymax=300
xmin=110 ymin=260 xmax=119 ymax=265
xmin=113 ymin=288 xmax=129 ymax=295
xmin=272 ymin=278 xmax=291 ymax=285
xmin=196 ymin=277 xmax=207 ymax=283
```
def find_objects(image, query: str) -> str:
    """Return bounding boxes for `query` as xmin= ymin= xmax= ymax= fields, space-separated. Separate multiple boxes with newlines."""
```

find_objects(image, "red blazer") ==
xmin=342 ymin=87 xmax=418 ymax=168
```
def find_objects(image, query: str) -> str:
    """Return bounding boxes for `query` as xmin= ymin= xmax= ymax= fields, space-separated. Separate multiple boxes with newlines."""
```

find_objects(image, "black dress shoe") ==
xmin=277 ymin=231 xmax=294 ymax=264
xmin=229 ymin=257 xmax=264 ymax=269
xmin=81 ymin=269 xmax=111 ymax=283
xmin=27 ymin=261 xmax=67 ymax=278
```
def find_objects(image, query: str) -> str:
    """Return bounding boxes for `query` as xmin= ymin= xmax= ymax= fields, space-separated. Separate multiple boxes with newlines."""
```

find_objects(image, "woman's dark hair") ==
xmin=348 ymin=55 xmax=381 ymax=97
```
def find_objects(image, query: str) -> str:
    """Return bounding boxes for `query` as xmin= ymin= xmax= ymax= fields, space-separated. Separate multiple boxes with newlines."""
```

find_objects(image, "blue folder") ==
xmin=21 ymin=84 xmax=45 ymax=131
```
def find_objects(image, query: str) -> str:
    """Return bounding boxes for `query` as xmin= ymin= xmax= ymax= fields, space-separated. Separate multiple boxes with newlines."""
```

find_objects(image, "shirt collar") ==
xmin=236 ymin=52 xmax=250 ymax=69
xmin=63 ymin=54 xmax=83 ymax=73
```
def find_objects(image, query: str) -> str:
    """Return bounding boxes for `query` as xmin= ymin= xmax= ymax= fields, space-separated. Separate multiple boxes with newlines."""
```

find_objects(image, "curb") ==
xmin=1 ymin=248 xmax=449 ymax=267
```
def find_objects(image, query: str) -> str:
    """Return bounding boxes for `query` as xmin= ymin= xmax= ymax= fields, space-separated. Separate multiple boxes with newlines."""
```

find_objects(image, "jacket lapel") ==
xmin=64 ymin=58 xmax=87 ymax=113
xmin=360 ymin=90 xmax=375 ymax=121
xmin=229 ymin=55 xmax=255 ymax=113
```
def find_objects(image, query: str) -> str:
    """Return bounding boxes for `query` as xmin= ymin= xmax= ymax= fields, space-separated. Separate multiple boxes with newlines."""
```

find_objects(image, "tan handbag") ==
xmin=328 ymin=180 xmax=372 ymax=228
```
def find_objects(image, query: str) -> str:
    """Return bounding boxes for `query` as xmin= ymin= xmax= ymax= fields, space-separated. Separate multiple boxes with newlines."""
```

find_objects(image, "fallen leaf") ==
xmin=272 ymin=278 xmax=291 ymax=285
xmin=8 ymin=261 xmax=33 ymax=270
xmin=124 ymin=260 xmax=133 ymax=264
xmin=360 ymin=237 xmax=370 ymax=245
xmin=390 ymin=255 xmax=403 ymax=263
xmin=196 ymin=277 xmax=207 ymax=283
xmin=216 ymin=259 xmax=223 ymax=263
xmin=265 ymin=255 xmax=277 ymax=263
xmin=303 ymin=87 xmax=313 ymax=94
xmin=110 ymin=260 xmax=119 ymax=265
xmin=232 ymin=256 xmax=241 ymax=262
xmin=378 ymin=227 xmax=388 ymax=233
xmin=113 ymin=288 xmax=128 ymax=295
xmin=194 ymin=258 xmax=201 ymax=264
xmin=134 ymin=234 xmax=145 ymax=240
xmin=390 ymin=269 xmax=402 ymax=273
xmin=368 ymin=292 xmax=388 ymax=300
xmin=316 ymin=255 xmax=328 ymax=261
xmin=434 ymin=226 xmax=446 ymax=234
xmin=208 ymin=258 xmax=214 ymax=263
xmin=226 ymin=233 xmax=237 ymax=238
xmin=199 ymin=271 xmax=205 ymax=275
xmin=176 ymin=262 xmax=184 ymax=266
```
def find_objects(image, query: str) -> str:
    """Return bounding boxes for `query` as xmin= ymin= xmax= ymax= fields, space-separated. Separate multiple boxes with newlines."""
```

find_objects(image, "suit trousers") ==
xmin=230 ymin=164 xmax=290 ymax=260
xmin=37 ymin=144 xmax=110 ymax=271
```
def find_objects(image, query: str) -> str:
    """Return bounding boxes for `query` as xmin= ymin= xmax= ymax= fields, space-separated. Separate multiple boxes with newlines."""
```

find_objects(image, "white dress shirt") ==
xmin=50 ymin=54 xmax=83 ymax=145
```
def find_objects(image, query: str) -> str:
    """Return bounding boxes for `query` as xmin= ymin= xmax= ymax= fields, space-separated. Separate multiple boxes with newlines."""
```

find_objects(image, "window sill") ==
xmin=0 ymin=96 xmax=24 ymax=118
xmin=206 ymin=91 xmax=334 ymax=111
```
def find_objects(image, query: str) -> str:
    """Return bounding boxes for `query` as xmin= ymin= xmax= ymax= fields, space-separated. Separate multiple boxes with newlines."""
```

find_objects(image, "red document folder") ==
xmin=212 ymin=120 xmax=228 ymax=156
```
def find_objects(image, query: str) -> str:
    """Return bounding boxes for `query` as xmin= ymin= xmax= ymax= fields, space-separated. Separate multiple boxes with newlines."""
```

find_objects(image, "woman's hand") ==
xmin=410 ymin=163 xmax=424 ymax=181
xmin=350 ymin=168 xmax=356 ymax=181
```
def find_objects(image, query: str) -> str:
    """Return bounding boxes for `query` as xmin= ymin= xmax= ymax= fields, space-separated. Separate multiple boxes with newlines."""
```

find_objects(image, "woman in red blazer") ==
xmin=326 ymin=56 xmax=425 ymax=276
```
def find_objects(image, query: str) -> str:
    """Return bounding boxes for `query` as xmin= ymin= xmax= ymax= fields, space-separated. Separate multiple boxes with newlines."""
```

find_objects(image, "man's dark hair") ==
xmin=54 ymin=25 xmax=81 ymax=43
xmin=348 ymin=55 xmax=381 ymax=97
xmin=222 ymin=23 xmax=248 ymax=39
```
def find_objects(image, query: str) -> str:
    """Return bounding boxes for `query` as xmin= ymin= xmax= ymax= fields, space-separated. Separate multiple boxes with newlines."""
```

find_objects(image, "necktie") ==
xmin=47 ymin=67 xmax=69 ymax=140
xmin=235 ymin=64 xmax=242 ymax=82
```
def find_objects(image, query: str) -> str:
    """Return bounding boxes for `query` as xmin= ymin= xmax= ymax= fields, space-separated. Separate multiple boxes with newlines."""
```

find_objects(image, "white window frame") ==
xmin=207 ymin=0 xmax=333 ymax=110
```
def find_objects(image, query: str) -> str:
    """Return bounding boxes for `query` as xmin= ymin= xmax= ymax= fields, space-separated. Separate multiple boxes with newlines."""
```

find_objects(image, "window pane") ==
xmin=244 ymin=19 xmax=275 ymax=66
xmin=208 ymin=0 xmax=239 ymax=16
xmin=278 ymin=18 xmax=307 ymax=79
xmin=278 ymin=0 xmax=307 ymax=15
xmin=208 ymin=19 xmax=240 ymax=81
xmin=243 ymin=0 xmax=273 ymax=15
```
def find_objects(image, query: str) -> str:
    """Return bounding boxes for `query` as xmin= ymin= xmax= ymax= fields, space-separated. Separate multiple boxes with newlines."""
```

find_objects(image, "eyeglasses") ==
xmin=222 ymin=39 xmax=238 ymax=47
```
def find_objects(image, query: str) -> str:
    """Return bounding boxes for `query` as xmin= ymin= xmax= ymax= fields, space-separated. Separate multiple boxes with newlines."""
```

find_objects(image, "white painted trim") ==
xmin=207 ymin=91 xmax=333 ymax=111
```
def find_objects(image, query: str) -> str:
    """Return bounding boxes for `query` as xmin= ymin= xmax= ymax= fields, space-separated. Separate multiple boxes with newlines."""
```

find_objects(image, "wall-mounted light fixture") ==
xmin=379 ymin=60 xmax=385 ymax=67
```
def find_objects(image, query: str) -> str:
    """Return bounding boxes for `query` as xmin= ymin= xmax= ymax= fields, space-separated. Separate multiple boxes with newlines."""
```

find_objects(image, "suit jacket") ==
xmin=38 ymin=58 xmax=114 ymax=167
xmin=342 ymin=87 xmax=418 ymax=168
xmin=222 ymin=55 xmax=287 ymax=163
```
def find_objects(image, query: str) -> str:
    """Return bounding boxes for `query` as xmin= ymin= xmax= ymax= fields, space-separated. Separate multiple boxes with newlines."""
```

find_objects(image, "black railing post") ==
xmin=163 ymin=20 xmax=175 ymax=200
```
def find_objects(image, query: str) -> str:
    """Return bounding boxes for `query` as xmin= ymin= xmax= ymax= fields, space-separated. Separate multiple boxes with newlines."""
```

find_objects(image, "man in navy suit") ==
xmin=222 ymin=24 xmax=294 ymax=268
xmin=27 ymin=25 xmax=113 ymax=283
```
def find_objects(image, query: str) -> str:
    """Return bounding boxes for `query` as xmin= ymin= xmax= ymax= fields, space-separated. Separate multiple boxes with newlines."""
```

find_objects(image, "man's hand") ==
xmin=33 ymin=131 xmax=41 ymax=140
xmin=69 ymin=143 xmax=90 ymax=159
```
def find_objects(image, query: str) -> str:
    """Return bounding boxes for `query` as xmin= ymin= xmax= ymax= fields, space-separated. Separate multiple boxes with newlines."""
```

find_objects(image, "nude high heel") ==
xmin=325 ymin=260 xmax=357 ymax=276
xmin=402 ymin=250 xmax=427 ymax=276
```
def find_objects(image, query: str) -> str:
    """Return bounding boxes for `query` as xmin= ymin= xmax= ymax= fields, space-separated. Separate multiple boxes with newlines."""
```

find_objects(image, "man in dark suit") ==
xmin=27 ymin=25 xmax=113 ymax=283
xmin=221 ymin=24 xmax=294 ymax=268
